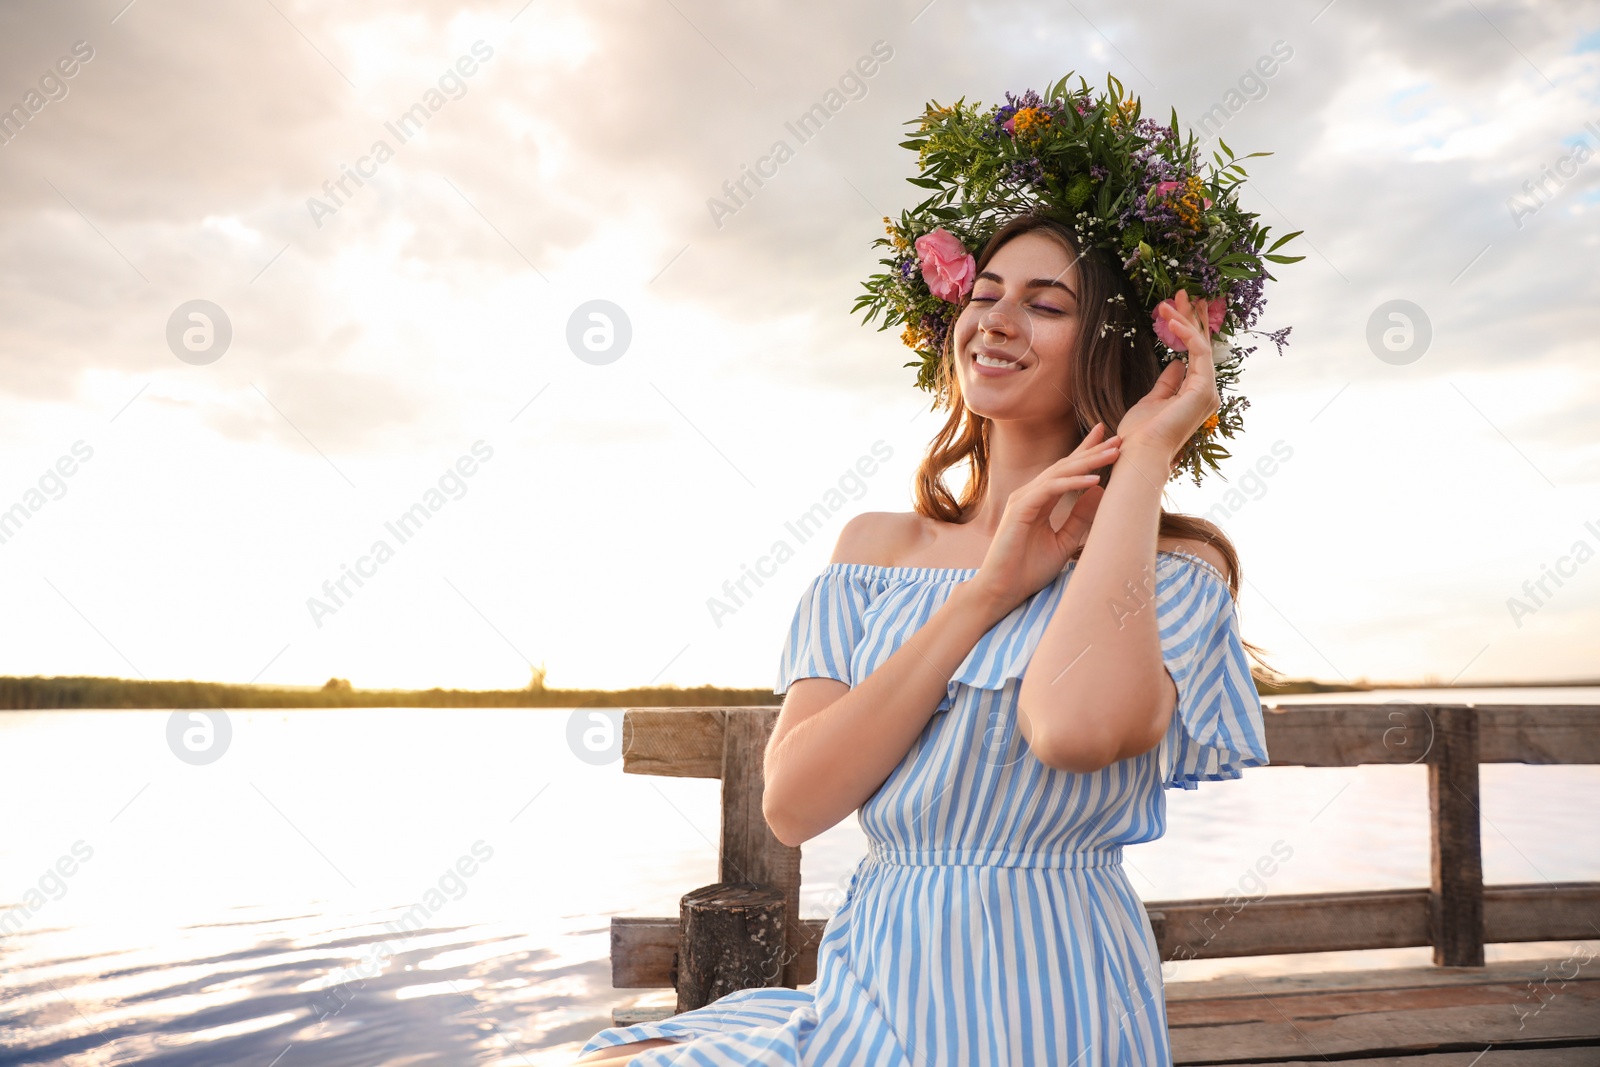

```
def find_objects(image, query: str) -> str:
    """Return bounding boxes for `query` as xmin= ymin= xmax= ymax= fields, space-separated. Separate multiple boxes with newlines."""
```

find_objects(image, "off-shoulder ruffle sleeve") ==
xmin=775 ymin=566 xmax=875 ymax=694
xmin=907 ymin=556 xmax=1269 ymax=785
xmin=1152 ymin=552 xmax=1270 ymax=790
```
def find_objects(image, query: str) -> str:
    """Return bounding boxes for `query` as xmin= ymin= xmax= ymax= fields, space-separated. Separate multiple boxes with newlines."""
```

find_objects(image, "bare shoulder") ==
xmin=1157 ymin=536 xmax=1235 ymax=588
xmin=830 ymin=511 xmax=924 ymax=567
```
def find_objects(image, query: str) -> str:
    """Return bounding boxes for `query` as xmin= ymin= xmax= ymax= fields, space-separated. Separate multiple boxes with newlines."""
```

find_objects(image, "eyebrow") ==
xmin=973 ymin=271 xmax=1077 ymax=298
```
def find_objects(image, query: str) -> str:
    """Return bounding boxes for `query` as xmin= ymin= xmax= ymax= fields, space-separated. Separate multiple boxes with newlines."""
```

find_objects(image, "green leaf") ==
xmin=1217 ymin=137 xmax=1233 ymax=158
xmin=1267 ymin=229 xmax=1303 ymax=252
xmin=1263 ymin=253 xmax=1305 ymax=263
xmin=906 ymin=176 xmax=944 ymax=190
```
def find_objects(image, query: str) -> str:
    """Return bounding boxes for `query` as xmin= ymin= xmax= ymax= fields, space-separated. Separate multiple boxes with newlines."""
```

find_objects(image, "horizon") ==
xmin=6 ymin=670 xmax=1600 ymax=695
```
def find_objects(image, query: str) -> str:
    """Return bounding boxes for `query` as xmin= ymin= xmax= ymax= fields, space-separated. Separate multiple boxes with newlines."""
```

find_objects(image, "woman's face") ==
xmin=951 ymin=230 xmax=1081 ymax=422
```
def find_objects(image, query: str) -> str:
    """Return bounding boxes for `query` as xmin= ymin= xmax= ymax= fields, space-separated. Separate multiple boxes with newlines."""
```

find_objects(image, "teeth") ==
xmin=975 ymin=352 xmax=1018 ymax=369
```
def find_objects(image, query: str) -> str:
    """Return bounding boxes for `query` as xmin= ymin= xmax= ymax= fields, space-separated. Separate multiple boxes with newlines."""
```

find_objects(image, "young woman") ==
xmin=574 ymin=213 xmax=1270 ymax=1066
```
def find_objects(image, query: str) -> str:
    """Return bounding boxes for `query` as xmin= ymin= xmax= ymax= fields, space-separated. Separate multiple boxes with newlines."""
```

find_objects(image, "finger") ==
xmin=1060 ymin=435 xmax=1121 ymax=463
xmin=1168 ymin=313 xmax=1217 ymax=379
xmin=1180 ymin=320 xmax=1217 ymax=392
xmin=1173 ymin=347 xmax=1218 ymax=430
xmin=1066 ymin=423 xmax=1107 ymax=459
xmin=1049 ymin=440 xmax=1121 ymax=476
xmin=1145 ymin=357 xmax=1186 ymax=401
xmin=1162 ymin=304 xmax=1202 ymax=343
xmin=1010 ymin=473 xmax=1103 ymax=523
xmin=1056 ymin=483 xmax=1104 ymax=545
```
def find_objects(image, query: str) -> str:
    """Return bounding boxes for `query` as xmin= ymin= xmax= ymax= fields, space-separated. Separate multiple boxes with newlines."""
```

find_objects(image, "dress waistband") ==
xmin=866 ymin=844 xmax=1123 ymax=870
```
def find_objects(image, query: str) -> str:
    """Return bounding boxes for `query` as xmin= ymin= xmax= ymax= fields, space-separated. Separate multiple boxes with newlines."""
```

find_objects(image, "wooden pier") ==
xmin=606 ymin=702 xmax=1600 ymax=1061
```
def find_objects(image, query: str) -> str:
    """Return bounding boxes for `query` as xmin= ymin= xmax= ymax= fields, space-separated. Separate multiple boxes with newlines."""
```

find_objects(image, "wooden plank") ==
xmin=620 ymin=705 xmax=1600 ymax=777
xmin=719 ymin=709 xmax=804 ymax=987
xmin=1431 ymin=704 xmax=1485 ymax=966
xmin=1156 ymin=889 xmax=1429 ymax=961
xmin=1208 ymin=1050 xmax=1600 ymax=1066
xmin=1477 ymin=704 xmax=1600 ymax=764
xmin=1165 ymin=953 xmax=1600 ymax=1001
xmin=1167 ymin=956 xmax=1600 ymax=1061
xmin=1259 ymin=702 xmax=1600 ymax=767
xmin=1257 ymin=702 xmax=1439 ymax=767
xmin=610 ymin=916 xmax=681 ymax=989
xmin=613 ymin=1005 xmax=675 ymax=1027
xmin=612 ymin=959 xmax=1600 ymax=1055
xmin=621 ymin=708 xmax=727 ymax=778
xmin=1164 ymin=883 xmax=1600 ymax=961
xmin=611 ymin=883 xmax=1600 ymax=985
xmin=1486 ymin=882 xmax=1600 ymax=942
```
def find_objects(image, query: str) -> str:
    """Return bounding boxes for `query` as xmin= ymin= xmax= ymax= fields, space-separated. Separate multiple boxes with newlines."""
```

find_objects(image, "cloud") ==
xmin=2 ymin=0 xmax=1599 ymax=686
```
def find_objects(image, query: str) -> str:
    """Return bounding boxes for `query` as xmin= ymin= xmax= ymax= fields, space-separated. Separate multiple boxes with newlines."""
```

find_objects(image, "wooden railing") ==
xmin=609 ymin=702 xmax=1600 ymax=1009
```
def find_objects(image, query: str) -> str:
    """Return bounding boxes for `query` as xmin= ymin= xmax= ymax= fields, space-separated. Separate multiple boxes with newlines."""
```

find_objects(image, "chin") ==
xmin=959 ymin=385 xmax=1024 ymax=419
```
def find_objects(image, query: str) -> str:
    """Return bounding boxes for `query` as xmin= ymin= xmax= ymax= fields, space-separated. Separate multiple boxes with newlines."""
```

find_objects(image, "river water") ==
xmin=2 ymin=690 xmax=1597 ymax=1065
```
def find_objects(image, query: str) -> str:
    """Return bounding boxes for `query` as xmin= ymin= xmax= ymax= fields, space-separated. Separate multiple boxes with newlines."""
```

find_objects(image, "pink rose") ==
xmin=914 ymin=228 xmax=976 ymax=304
xmin=1152 ymin=293 xmax=1226 ymax=351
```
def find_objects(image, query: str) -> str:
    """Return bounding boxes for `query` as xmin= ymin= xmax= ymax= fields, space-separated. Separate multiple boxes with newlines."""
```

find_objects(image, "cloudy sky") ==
xmin=0 ymin=0 xmax=1596 ymax=693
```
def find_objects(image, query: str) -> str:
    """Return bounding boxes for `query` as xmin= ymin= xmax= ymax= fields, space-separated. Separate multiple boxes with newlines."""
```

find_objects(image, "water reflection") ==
xmin=1 ymin=695 xmax=1596 ymax=1064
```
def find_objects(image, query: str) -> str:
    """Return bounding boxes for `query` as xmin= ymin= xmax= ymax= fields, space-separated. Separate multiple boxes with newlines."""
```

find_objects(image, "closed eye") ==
xmin=969 ymin=295 xmax=1064 ymax=314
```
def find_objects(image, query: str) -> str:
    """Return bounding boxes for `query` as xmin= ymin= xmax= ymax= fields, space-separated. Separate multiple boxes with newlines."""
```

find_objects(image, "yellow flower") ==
xmin=918 ymin=103 xmax=958 ymax=133
xmin=1011 ymin=106 xmax=1050 ymax=139
xmin=1202 ymin=413 xmax=1220 ymax=434
xmin=1173 ymin=175 xmax=1209 ymax=231
xmin=883 ymin=218 xmax=911 ymax=252
xmin=1105 ymin=99 xmax=1138 ymax=128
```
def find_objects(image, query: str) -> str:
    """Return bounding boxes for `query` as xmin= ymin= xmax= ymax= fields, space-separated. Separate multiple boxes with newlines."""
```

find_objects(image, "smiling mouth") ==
xmin=971 ymin=348 xmax=1024 ymax=370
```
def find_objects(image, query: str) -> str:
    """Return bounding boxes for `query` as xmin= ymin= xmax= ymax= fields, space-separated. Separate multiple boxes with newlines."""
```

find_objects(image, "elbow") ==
xmin=1018 ymin=691 xmax=1167 ymax=774
xmin=761 ymin=778 xmax=812 ymax=849
xmin=1018 ymin=697 xmax=1117 ymax=773
xmin=1028 ymin=724 xmax=1119 ymax=774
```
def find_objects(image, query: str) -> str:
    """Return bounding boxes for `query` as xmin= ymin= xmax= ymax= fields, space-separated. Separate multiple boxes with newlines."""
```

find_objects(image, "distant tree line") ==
xmin=0 ymin=670 xmax=1396 ymax=711
xmin=0 ymin=676 xmax=787 ymax=710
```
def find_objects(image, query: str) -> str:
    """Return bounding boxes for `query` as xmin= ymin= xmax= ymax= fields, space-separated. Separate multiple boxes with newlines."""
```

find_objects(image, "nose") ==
xmin=979 ymin=309 xmax=1014 ymax=340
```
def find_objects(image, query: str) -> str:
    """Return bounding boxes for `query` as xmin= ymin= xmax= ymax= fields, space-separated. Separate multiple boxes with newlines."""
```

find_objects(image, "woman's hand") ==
xmin=967 ymin=424 xmax=1120 ymax=614
xmin=1116 ymin=291 xmax=1222 ymax=465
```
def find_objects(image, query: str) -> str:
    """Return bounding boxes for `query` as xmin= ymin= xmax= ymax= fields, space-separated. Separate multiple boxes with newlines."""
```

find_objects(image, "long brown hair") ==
xmin=911 ymin=213 xmax=1275 ymax=673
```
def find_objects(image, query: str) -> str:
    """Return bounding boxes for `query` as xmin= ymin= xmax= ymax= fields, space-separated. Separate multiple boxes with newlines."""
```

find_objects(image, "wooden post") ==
xmin=676 ymin=883 xmax=787 ymax=1013
xmin=1428 ymin=704 xmax=1485 ymax=966
xmin=719 ymin=709 xmax=805 ymax=987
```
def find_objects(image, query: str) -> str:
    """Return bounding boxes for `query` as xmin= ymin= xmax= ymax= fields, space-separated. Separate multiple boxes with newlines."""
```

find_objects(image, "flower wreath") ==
xmin=853 ymin=72 xmax=1303 ymax=486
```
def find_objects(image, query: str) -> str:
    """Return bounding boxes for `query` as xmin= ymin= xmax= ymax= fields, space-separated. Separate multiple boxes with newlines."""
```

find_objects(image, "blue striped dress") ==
xmin=579 ymin=549 xmax=1269 ymax=1066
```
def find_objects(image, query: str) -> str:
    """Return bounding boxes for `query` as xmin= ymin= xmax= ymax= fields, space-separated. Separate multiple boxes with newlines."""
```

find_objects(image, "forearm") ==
xmin=1017 ymin=444 xmax=1173 ymax=771
xmin=765 ymin=581 xmax=1012 ymax=844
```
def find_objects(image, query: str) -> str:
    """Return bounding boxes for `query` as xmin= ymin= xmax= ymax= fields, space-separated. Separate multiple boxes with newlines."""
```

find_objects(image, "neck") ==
xmin=961 ymin=413 xmax=1084 ymax=533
